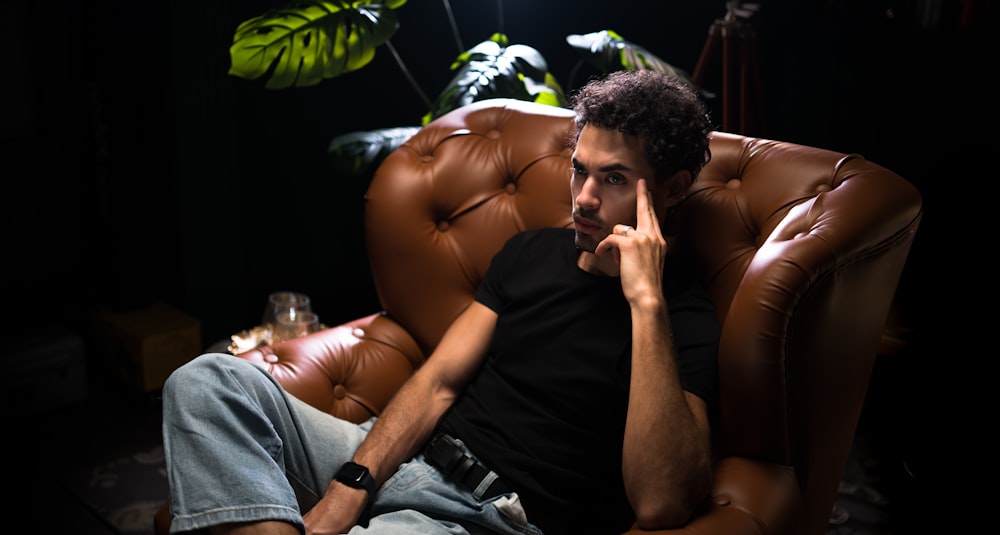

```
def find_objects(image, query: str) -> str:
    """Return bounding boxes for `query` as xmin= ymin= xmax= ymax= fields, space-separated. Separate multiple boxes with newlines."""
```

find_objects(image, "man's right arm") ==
xmin=303 ymin=300 xmax=498 ymax=534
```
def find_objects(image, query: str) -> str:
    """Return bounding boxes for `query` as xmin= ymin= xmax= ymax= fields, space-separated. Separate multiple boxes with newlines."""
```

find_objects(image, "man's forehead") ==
xmin=573 ymin=125 xmax=650 ymax=172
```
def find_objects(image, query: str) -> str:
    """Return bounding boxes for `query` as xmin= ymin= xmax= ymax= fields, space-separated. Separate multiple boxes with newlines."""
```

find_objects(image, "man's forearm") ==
xmin=622 ymin=299 xmax=713 ymax=528
xmin=351 ymin=369 xmax=453 ymax=486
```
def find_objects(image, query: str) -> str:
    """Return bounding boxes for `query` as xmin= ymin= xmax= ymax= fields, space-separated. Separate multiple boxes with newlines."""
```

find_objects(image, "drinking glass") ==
xmin=261 ymin=291 xmax=312 ymax=328
xmin=272 ymin=310 xmax=321 ymax=344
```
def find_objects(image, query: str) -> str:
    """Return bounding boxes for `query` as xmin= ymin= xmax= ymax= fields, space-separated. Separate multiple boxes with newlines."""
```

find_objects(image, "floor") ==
xmin=12 ymin=361 xmax=162 ymax=535
xmin=10 ymin=355 xmax=914 ymax=535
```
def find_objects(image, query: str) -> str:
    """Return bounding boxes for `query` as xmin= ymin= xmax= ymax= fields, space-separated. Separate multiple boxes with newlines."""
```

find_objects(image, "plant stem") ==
xmin=442 ymin=0 xmax=464 ymax=52
xmin=496 ymin=0 xmax=504 ymax=34
xmin=385 ymin=40 xmax=434 ymax=110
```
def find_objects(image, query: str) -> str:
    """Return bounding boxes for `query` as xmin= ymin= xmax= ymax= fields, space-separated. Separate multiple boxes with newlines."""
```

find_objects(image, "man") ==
xmin=161 ymin=69 xmax=719 ymax=535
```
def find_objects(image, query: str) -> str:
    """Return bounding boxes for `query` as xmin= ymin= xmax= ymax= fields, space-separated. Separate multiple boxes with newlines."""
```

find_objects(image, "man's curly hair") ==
xmin=570 ymin=70 xmax=713 ymax=183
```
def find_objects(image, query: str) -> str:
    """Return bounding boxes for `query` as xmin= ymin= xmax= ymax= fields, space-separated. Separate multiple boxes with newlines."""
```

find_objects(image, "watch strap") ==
xmin=334 ymin=461 xmax=375 ymax=526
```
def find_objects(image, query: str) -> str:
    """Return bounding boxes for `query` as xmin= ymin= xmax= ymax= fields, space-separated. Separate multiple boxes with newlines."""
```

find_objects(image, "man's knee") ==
xmin=163 ymin=353 xmax=249 ymax=402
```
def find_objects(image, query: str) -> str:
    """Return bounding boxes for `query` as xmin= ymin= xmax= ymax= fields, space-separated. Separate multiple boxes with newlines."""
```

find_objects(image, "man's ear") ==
xmin=662 ymin=170 xmax=693 ymax=209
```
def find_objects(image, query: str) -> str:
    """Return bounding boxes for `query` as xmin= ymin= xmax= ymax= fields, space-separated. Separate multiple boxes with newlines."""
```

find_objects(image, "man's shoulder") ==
xmin=497 ymin=227 xmax=574 ymax=261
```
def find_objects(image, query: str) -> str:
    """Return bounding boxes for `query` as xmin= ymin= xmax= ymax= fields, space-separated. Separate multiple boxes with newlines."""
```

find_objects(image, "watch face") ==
xmin=339 ymin=463 xmax=368 ymax=484
xmin=337 ymin=462 xmax=374 ymax=494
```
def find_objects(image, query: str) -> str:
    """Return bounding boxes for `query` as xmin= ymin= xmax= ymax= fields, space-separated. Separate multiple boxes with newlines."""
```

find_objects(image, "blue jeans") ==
xmin=162 ymin=354 xmax=543 ymax=535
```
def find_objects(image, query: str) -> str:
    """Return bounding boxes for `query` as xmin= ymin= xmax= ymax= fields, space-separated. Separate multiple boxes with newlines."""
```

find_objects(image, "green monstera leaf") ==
xmin=422 ymin=33 xmax=568 ymax=125
xmin=566 ymin=29 xmax=712 ymax=98
xmin=327 ymin=126 xmax=421 ymax=177
xmin=229 ymin=0 xmax=407 ymax=89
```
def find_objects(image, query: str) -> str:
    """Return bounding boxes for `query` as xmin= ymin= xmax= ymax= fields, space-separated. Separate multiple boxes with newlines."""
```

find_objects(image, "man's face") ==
xmin=570 ymin=125 xmax=656 ymax=253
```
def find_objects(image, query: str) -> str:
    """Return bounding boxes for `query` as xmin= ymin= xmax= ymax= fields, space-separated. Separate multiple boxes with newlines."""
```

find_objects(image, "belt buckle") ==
xmin=431 ymin=432 xmax=463 ymax=451
xmin=426 ymin=432 xmax=464 ymax=472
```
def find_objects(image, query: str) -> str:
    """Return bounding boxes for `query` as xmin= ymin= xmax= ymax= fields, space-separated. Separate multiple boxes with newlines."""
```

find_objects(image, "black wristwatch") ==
xmin=334 ymin=461 xmax=375 ymax=525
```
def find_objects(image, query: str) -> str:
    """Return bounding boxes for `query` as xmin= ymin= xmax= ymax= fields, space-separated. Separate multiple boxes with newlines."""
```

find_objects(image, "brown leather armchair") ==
xmin=155 ymin=98 xmax=921 ymax=535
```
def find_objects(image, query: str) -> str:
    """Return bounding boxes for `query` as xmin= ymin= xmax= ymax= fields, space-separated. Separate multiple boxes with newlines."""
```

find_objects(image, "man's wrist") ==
xmin=334 ymin=461 xmax=375 ymax=526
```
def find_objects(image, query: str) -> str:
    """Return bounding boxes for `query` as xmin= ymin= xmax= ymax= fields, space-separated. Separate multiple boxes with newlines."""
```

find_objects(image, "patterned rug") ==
xmin=42 ymin=377 xmax=170 ymax=535
xmin=64 ymin=441 xmax=167 ymax=535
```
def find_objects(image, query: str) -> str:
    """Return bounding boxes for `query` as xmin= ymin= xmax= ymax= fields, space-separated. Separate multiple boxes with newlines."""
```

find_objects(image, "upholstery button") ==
xmin=437 ymin=221 xmax=450 ymax=232
xmin=726 ymin=179 xmax=741 ymax=189
xmin=333 ymin=384 xmax=347 ymax=399
xmin=816 ymin=183 xmax=831 ymax=193
xmin=352 ymin=328 xmax=365 ymax=338
xmin=264 ymin=354 xmax=278 ymax=363
xmin=713 ymin=493 xmax=732 ymax=506
xmin=487 ymin=129 xmax=501 ymax=139
xmin=420 ymin=155 xmax=433 ymax=163
xmin=505 ymin=183 xmax=517 ymax=194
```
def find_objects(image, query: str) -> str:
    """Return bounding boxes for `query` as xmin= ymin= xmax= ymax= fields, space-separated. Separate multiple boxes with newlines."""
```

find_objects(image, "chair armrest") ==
xmin=621 ymin=456 xmax=800 ymax=535
xmin=234 ymin=312 xmax=425 ymax=423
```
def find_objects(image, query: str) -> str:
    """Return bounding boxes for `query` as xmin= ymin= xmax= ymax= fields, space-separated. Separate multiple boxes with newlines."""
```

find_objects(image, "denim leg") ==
xmin=161 ymin=353 xmax=369 ymax=533
xmin=350 ymin=454 xmax=541 ymax=535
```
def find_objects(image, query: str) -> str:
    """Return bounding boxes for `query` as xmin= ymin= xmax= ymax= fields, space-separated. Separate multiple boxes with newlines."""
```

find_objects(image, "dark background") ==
xmin=2 ymin=0 xmax=992 ymax=524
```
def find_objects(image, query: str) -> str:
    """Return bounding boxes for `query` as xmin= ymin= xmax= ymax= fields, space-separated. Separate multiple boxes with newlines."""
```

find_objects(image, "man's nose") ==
xmin=574 ymin=177 xmax=600 ymax=209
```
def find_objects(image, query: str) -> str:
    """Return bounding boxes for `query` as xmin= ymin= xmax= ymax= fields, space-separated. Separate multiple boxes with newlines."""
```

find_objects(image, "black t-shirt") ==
xmin=438 ymin=228 xmax=720 ymax=534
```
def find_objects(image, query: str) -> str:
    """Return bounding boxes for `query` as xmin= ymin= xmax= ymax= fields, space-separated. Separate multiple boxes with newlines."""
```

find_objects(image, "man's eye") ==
xmin=606 ymin=175 xmax=626 ymax=185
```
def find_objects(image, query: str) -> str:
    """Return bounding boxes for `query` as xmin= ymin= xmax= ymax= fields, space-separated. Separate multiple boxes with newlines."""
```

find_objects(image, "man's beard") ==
xmin=574 ymin=232 xmax=598 ymax=253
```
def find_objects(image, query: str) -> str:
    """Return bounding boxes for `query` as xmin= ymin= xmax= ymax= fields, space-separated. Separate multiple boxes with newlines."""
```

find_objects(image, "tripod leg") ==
xmin=692 ymin=22 xmax=721 ymax=87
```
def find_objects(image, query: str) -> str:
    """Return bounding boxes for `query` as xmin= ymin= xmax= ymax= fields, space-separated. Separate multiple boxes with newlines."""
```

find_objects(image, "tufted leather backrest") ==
xmin=362 ymin=98 xmax=921 ymax=535
xmin=365 ymin=99 xmax=577 ymax=355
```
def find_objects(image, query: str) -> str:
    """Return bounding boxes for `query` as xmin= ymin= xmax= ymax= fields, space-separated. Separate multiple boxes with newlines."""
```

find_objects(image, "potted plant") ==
xmin=227 ymin=0 xmax=702 ymax=179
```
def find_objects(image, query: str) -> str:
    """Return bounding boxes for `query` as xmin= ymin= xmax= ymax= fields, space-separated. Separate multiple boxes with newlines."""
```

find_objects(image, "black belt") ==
xmin=424 ymin=432 xmax=513 ymax=500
